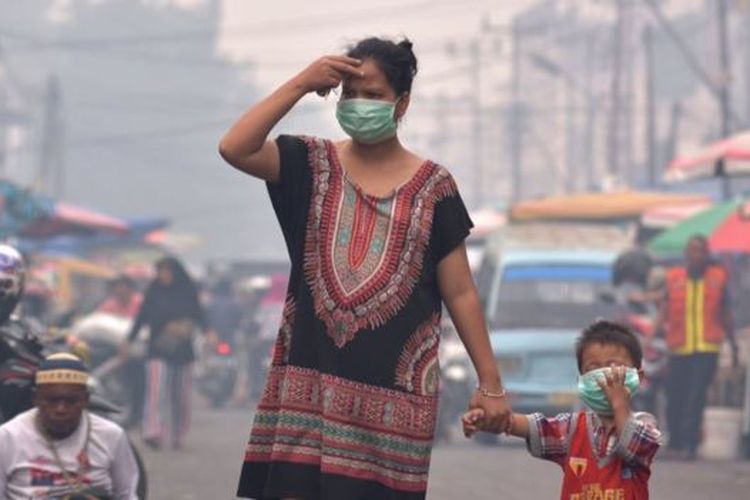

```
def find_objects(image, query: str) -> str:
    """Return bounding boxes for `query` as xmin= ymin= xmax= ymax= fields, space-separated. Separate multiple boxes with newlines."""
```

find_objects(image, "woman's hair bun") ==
xmin=398 ymin=39 xmax=414 ymax=52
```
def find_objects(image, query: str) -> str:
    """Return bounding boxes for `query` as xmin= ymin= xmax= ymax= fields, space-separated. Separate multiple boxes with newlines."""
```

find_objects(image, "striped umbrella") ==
xmin=665 ymin=131 xmax=750 ymax=182
xmin=649 ymin=199 xmax=750 ymax=255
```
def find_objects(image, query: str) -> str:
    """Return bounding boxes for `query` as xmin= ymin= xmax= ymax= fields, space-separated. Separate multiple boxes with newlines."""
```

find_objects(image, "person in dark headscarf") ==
xmin=121 ymin=257 xmax=214 ymax=450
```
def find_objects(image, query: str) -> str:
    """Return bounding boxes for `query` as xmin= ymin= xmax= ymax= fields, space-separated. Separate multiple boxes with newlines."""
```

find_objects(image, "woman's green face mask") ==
xmin=336 ymin=98 xmax=399 ymax=144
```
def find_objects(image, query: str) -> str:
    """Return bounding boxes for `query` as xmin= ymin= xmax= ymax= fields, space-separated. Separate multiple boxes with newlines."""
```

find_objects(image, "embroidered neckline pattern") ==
xmin=302 ymin=138 xmax=458 ymax=347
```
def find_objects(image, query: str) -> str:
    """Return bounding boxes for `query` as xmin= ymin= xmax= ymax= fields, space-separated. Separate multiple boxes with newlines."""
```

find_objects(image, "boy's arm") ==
xmin=463 ymin=411 xmax=529 ymax=438
xmin=526 ymin=413 xmax=575 ymax=466
xmin=602 ymin=367 xmax=662 ymax=468
xmin=614 ymin=413 xmax=662 ymax=469
xmin=508 ymin=414 xmax=530 ymax=438
xmin=464 ymin=409 xmax=574 ymax=466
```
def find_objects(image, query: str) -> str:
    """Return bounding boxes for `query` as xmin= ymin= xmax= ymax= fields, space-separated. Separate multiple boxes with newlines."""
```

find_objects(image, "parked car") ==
xmin=481 ymin=249 xmax=620 ymax=418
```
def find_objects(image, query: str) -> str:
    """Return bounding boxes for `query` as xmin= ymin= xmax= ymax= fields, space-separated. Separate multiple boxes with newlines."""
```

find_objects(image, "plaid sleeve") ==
xmin=615 ymin=412 xmax=662 ymax=469
xmin=526 ymin=413 xmax=575 ymax=465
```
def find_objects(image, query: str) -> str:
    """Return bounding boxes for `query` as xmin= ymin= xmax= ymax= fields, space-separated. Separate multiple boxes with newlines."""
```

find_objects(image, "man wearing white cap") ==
xmin=0 ymin=353 xmax=139 ymax=499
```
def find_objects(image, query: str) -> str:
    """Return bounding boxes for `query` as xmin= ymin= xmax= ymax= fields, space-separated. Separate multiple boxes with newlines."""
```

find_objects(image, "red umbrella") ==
xmin=710 ymin=200 xmax=750 ymax=252
xmin=665 ymin=131 xmax=750 ymax=182
xmin=650 ymin=200 xmax=750 ymax=254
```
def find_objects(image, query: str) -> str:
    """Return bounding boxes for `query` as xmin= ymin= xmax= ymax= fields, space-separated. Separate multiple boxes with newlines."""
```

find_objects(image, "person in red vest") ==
xmin=464 ymin=321 xmax=662 ymax=499
xmin=660 ymin=234 xmax=738 ymax=460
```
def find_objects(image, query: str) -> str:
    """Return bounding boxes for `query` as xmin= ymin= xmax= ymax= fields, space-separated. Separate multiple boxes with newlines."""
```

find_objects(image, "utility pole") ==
xmin=37 ymin=75 xmax=65 ymax=198
xmin=0 ymin=43 xmax=7 ymax=178
xmin=509 ymin=24 xmax=523 ymax=203
xmin=665 ymin=101 xmax=683 ymax=166
xmin=432 ymin=94 xmax=449 ymax=164
xmin=565 ymin=72 xmax=576 ymax=193
xmin=563 ymin=28 xmax=578 ymax=194
xmin=643 ymin=25 xmax=657 ymax=187
xmin=745 ymin=4 xmax=750 ymax=124
xmin=717 ymin=0 xmax=733 ymax=200
xmin=583 ymin=30 xmax=596 ymax=190
xmin=607 ymin=0 xmax=625 ymax=186
xmin=469 ymin=39 xmax=483 ymax=208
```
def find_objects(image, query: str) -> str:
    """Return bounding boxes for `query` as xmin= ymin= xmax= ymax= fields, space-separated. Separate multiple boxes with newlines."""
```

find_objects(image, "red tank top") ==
xmin=560 ymin=413 xmax=649 ymax=500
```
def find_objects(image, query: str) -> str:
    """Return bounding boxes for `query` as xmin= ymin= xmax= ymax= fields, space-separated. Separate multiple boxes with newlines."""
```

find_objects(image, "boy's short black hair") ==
xmin=575 ymin=320 xmax=642 ymax=372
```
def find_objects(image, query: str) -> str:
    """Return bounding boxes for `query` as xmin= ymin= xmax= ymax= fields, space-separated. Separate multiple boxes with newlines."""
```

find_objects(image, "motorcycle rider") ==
xmin=0 ymin=352 xmax=139 ymax=499
xmin=0 ymin=245 xmax=44 ymax=421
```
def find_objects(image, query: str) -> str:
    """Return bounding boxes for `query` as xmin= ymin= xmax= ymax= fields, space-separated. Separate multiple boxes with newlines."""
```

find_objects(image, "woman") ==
xmin=123 ymin=257 xmax=211 ymax=450
xmin=220 ymin=37 xmax=511 ymax=499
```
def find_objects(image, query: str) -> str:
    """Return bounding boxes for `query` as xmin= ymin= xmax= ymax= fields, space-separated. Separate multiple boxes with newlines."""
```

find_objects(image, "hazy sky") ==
xmin=9 ymin=0 xmax=721 ymax=261
xmin=218 ymin=0 xmax=521 ymax=88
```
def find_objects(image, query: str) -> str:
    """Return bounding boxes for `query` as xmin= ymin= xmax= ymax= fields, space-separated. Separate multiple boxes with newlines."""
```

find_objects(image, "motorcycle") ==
xmin=195 ymin=338 xmax=239 ymax=408
xmin=0 ymin=317 xmax=149 ymax=499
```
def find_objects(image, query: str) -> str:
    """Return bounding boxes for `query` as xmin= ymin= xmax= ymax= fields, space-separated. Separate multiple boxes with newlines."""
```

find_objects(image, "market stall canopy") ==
xmin=665 ymin=130 xmax=750 ymax=182
xmin=509 ymin=191 xmax=709 ymax=222
xmin=18 ymin=216 xmax=170 ymax=255
xmin=649 ymin=199 xmax=750 ymax=255
xmin=640 ymin=201 xmax=713 ymax=230
xmin=20 ymin=200 xmax=129 ymax=238
xmin=0 ymin=180 xmax=45 ymax=238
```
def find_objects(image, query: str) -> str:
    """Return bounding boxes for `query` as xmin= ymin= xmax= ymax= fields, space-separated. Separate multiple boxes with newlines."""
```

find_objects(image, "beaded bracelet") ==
xmin=476 ymin=387 xmax=507 ymax=399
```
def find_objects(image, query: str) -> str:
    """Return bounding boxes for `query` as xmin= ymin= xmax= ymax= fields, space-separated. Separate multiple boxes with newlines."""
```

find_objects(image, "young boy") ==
xmin=464 ymin=320 xmax=662 ymax=500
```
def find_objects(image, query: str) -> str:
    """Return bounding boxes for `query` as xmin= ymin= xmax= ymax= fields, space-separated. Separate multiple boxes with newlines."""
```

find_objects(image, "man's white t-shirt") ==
xmin=0 ymin=408 xmax=139 ymax=499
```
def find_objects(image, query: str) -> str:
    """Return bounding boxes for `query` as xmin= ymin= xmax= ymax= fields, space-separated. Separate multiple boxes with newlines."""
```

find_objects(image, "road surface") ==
xmin=132 ymin=403 xmax=750 ymax=499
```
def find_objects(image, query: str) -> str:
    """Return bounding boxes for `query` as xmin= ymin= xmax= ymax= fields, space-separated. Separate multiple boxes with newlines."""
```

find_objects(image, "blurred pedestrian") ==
xmin=97 ymin=275 xmax=142 ymax=318
xmin=220 ymin=36 xmax=510 ymax=499
xmin=659 ymin=235 xmax=739 ymax=460
xmin=0 ymin=353 xmax=138 ymax=499
xmin=121 ymin=257 xmax=214 ymax=450
xmin=98 ymin=274 xmax=146 ymax=429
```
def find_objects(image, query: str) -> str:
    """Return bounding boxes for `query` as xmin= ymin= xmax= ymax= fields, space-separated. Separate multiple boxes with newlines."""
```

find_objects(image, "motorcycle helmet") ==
xmin=0 ymin=244 xmax=26 ymax=323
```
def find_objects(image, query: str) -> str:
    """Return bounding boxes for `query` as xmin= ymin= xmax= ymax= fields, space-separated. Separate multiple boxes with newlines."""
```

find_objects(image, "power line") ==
xmin=0 ymin=0 xmax=485 ymax=52
xmin=0 ymin=105 xmax=328 ymax=156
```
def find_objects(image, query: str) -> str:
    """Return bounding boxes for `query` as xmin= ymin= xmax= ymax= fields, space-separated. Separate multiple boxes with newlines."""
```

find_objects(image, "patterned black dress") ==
xmin=237 ymin=135 xmax=473 ymax=499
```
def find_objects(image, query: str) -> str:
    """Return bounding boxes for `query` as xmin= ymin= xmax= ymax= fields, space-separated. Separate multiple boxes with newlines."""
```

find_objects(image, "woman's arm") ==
xmin=126 ymin=292 xmax=151 ymax=343
xmin=218 ymin=56 xmax=363 ymax=182
xmin=437 ymin=243 xmax=511 ymax=433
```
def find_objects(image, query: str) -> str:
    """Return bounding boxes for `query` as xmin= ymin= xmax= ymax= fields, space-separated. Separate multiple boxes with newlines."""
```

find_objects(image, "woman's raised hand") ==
xmin=293 ymin=56 xmax=364 ymax=96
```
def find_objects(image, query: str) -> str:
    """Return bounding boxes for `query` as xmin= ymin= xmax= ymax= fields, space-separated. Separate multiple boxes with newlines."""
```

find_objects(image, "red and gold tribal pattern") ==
xmin=271 ymin=297 xmax=296 ymax=366
xmin=395 ymin=314 xmax=441 ymax=396
xmin=302 ymin=137 xmax=458 ymax=347
xmin=245 ymin=366 xmax=438 ymax=492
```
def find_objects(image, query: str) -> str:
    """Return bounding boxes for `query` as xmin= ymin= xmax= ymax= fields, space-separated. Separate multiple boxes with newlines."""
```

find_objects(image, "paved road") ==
xmin=132 ymin=404 xmax=750 ymax=499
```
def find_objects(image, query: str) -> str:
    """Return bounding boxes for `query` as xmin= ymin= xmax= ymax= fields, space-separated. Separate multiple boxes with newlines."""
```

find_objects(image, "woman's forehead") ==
xmin=343 ymin=60 xmax=391 ymax=90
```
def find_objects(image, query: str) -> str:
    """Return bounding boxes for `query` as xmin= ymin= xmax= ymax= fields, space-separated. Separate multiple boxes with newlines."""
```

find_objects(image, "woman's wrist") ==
xmin=477 ymin=371 xmax=502 ymax=392
xmin=286 ymin=74 xmax=312 ymax=97
xmin=476 ymin=386 xmax=507 ymax=399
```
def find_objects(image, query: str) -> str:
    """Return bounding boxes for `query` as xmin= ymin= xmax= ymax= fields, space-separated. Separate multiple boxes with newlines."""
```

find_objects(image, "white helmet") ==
xmin=0 ymin=244 xmax=26 ymax=321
